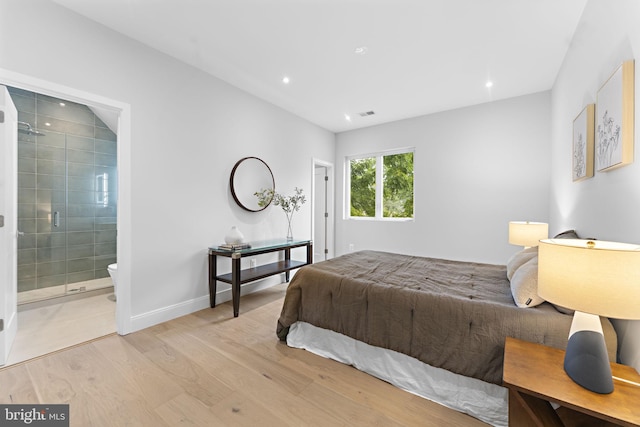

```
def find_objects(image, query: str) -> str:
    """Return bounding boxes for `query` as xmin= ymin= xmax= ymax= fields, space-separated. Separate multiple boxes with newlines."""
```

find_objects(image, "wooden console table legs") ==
xmin=208 ymin=240 xmax=312 ymax=318
xmin=208 ymin=252 xmax=217 ymax=308
xmin=208 ymin=254 xmax=246 ymax=317
xmin=231 ymin=257 xmax=241 ymax=317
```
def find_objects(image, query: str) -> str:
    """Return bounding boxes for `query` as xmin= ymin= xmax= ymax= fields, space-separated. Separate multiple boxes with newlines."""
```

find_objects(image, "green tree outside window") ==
xmin=350 ymin=157 xmax=376 ymax=217
xmin=348 ymin=150 xmax=414 ymax=219
xmin=383 ymin=152 xmax=414 ymax=218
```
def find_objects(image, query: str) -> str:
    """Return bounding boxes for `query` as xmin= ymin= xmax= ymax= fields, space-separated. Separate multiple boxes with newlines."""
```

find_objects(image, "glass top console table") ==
xmin=208 ymin=239 xmax=313 ymax=317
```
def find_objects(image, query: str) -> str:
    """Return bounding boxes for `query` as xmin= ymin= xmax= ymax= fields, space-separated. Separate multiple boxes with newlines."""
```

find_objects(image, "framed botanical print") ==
xmin=595 ymin=60 xmax=635 ymax=171
xmin=573 ymin=104 xmax=594 ymax=182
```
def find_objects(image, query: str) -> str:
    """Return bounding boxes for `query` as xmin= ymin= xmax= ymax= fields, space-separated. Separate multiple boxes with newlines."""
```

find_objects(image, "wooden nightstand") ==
xmin=503 ymin=337 xmax=640 ymax=427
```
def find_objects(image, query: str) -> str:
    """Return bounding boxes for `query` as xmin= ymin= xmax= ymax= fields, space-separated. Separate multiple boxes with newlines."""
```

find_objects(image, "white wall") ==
xmin=550 ymin=0 xmax=640 ymax=370
xmin=0 ymin=0 xmax=334 ymax=331
xmin=335 ymin=92 xmax=551 ymax=265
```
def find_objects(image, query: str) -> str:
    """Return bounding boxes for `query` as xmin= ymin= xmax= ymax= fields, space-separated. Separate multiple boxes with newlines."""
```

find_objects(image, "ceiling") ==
xmin=52 ymin=0 xmax=587 ymax=133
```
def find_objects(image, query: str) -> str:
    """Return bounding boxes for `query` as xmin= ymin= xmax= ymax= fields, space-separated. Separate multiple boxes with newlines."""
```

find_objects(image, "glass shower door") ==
xmin=17 ymin=114 xmax=69 ymax=303
xmin=13 ymin=87 xmax=118 ymax=305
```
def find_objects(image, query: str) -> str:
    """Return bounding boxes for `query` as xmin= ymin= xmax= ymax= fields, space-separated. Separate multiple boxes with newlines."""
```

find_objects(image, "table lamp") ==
xmin=508 ymin=221 xmax=548 ymax=248
xmin=538 ymin=238 xmax=640 ymax=394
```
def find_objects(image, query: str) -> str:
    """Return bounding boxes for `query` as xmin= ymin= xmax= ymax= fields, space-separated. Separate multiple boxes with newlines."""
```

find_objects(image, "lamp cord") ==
xmin=613 ymin=375 xmax=640 ymax=387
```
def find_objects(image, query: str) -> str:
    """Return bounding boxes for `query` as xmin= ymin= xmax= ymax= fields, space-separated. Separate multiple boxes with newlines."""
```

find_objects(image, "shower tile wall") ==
xmin=9 ymin=87 xmax=118 ymax=293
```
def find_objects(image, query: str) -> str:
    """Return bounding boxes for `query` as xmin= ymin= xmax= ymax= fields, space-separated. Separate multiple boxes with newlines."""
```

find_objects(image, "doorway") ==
xmin=8 ymin=86 xmax=117 ymax=304
xmin=1 ymin=85 xmax=117 ymax=366
xmin=312 ymin=159 xmax=334 ymax=262
xmin=0 ymin=71 xmax=132 ymax=367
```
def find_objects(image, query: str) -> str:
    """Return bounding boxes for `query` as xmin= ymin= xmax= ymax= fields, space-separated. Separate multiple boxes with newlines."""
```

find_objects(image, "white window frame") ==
xmin=345 ymin=147 xmax=415 ymax=221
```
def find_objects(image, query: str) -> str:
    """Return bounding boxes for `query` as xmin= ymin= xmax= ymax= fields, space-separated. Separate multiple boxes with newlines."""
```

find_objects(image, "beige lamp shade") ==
xmin=508 ymin=221 xmax=548 ymax=247
xmin=538 ymin=239 xmax=640 ymax=320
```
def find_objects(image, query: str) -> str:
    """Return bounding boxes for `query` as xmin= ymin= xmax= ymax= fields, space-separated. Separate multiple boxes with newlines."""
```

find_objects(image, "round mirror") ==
xmin=230 ymin=157 xmax=275 ymax=212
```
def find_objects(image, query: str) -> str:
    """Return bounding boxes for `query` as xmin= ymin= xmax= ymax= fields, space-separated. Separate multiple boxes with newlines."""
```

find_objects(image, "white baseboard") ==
xmin=128 ymin=276 xmax=284 ymax=333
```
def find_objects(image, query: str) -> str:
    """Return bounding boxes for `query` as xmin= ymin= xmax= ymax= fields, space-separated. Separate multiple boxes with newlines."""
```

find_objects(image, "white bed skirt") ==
xmin=287 ymin=321 xmax=508 ymax=427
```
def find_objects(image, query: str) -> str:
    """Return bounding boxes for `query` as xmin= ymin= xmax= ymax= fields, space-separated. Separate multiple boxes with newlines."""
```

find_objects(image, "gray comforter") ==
xmin=277 ymin=250 xmax=617 ymax=385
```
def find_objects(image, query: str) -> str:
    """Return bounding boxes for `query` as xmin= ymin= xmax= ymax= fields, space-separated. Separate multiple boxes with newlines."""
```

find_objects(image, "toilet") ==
xmin=107 ymin=263 xmax=118 ymax=294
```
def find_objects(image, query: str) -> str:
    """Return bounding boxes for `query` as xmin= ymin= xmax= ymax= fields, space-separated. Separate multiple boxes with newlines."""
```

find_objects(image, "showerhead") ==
xmin=18 ymin=121 xmax=46 ymax=136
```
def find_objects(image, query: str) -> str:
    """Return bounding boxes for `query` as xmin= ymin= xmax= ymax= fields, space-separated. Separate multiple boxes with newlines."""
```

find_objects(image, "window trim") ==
xmin=345 ymin=147 xmax=415 ymax=221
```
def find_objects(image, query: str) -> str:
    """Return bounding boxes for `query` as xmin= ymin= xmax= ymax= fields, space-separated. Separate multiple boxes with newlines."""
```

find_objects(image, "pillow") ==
xmin=551 ymin=304 xmax=575 ymax=315
xmin=509 ymin=257 xmax=545 ymax=308
xmin=554 ymin=229 xmax=580 ymax=239
xmin=553 ymin=229 xmax=597 ymax=242
xmin=506 ymin=246 xmax=538 ymax=280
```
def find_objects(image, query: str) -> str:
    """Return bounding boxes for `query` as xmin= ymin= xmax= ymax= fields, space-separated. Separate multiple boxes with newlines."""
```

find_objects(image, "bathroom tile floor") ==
xmin=17 ymin=277 xmax=114 ymax=305
xmin=5 ymin=287 xmax=116 ymax=367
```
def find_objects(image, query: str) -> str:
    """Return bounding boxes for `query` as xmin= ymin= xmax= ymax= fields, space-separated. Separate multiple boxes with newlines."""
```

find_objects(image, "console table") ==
xmin=208 ymin=239 xmax=312 ymax=317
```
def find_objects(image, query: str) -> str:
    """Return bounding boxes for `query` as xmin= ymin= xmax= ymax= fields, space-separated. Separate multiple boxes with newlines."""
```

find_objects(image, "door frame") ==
xmin=0 ymin=68 xmax=133 ymax=335
xmin=311 ymin=158 xmax=334 ymax=261
xmin=0 ymin=85 xmax=18 ymax=365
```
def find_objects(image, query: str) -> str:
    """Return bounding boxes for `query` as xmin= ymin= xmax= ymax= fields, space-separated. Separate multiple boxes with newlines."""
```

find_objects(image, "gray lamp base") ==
xmin=564 ymin=330 xmax=613 ymax=394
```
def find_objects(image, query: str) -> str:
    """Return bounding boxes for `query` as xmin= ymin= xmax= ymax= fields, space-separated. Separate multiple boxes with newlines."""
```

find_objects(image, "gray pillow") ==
xmin=551 ymin=304 xmax=575 ymax=315
xmin=554 ymin=229 xmax=598 ymax=241
xmin=506 ymin=247 xmax=538 ymax=280
xmin=510 ymin=256 xmax=545 ymax=308
xmin=554 ymin=229 xmax=580 ymax=239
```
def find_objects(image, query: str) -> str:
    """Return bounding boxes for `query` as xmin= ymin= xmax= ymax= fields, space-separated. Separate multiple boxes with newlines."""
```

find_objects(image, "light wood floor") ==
xmin=0 ymin=284 xmax=488 ymax=427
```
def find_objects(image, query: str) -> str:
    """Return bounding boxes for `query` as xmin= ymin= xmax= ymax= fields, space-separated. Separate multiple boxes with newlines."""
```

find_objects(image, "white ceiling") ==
xmin=53 ymin=0 xmax=587 ymax=133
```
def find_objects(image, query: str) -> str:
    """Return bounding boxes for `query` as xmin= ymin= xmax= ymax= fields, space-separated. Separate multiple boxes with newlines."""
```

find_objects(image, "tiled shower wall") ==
xmin=9 ymin=87 xmax=118 ymax=293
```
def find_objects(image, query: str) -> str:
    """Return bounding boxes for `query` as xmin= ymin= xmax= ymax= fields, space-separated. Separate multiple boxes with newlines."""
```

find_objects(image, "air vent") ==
xmin=358 ymin=110 xmax=375 ymax=117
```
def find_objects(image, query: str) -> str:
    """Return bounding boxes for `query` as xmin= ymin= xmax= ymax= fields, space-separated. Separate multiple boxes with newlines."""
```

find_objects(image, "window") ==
xmin=347 ymin=148 xmax=414 ymax=219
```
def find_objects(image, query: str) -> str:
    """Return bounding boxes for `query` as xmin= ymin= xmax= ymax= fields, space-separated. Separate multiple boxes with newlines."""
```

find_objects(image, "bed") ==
xmin=276 ymin=250 xmax=618 ymax=426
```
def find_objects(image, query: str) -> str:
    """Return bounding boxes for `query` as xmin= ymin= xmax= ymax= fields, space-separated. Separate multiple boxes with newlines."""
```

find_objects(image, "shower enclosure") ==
xmin=9 ymin=87 xmax=117 ymax=304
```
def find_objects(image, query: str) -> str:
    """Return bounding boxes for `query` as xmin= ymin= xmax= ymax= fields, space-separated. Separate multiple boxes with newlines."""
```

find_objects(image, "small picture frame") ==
xmin=595 ymin=60 xmax=635 ymax=171
xmin=573 ymin=104 xmax=594 ymax=182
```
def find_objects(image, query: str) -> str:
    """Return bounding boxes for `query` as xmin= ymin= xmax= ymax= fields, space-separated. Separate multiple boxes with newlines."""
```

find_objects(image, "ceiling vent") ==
xmin=358 ymin=110 xmax=375 ymax=117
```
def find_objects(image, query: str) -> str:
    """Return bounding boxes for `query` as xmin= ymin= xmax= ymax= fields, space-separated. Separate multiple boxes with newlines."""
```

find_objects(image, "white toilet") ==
xmin=107 ymin=263 xmax=118 ymax=294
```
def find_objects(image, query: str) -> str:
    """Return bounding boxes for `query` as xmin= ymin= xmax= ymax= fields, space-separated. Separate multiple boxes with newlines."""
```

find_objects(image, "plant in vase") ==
xmin=255 ymin=187 xmax=306 ymax=240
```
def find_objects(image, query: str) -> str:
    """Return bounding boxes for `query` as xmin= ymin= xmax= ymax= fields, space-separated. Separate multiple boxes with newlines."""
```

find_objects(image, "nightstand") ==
xmin=503 ymin=337 xmax=640 ymax=427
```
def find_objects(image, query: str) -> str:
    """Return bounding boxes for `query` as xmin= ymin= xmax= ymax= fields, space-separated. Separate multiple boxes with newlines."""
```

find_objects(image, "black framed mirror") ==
xmin=230 ymin=157 xmax=275 ymax=212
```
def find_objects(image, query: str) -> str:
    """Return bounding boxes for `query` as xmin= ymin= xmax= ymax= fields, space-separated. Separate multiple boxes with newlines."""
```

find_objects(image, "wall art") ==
xmin=572 ymin=104 xmax=594 ymax=181
xmin=595 ymin=60 xmax=635 ymax=171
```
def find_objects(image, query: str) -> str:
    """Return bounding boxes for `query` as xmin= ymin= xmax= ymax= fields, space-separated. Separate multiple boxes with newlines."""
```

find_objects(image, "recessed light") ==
xmin=344 ymin=114 xmax=352 ymax=122
xmin=282 ymin=76 xmax=290 ymax=84
xmin=59 ymin=102 xmax=65 ymax=107
xmin=485 ymin=81 xmax=494 ymax=88
xmin=354 ymin=46 xmax=368 ymax=55
xmin=45 ymin=122 xmax=51 ymax=127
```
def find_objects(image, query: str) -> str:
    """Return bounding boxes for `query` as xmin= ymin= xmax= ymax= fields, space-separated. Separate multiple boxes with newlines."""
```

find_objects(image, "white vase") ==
xmin=225 ymin=226 xmax=245 ymax=244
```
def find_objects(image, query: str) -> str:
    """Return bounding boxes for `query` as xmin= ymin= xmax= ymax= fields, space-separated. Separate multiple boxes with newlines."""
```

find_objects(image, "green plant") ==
xmin=255 ymin=187 xmax=306 ymax=239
